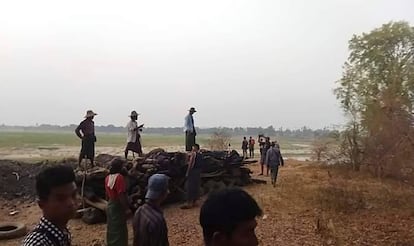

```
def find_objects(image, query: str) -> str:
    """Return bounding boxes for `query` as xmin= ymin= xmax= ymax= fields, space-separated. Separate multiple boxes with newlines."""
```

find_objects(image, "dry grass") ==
xmin=1 ymin=160 xmax=413 ymax=246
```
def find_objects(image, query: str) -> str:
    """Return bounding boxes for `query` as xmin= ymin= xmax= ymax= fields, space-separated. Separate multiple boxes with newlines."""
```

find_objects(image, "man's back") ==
xmin=133 ymin=203 xmax=169 ymax=246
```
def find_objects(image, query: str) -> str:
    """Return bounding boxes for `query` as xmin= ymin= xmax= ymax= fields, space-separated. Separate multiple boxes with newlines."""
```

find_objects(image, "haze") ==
xmin=1 ymin=0 xmax=413 ymax=129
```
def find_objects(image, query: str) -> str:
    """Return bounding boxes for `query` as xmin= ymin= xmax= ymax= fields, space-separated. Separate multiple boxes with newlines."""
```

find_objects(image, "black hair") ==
xmin=36 ymin=165 xmax=75 ymax=200
xmin=193 ymin=144 xmax=200 ymax=150
xmin=109 ymin=158 xmax=124 ymax=174
xmin=199 ymin=188 xmax=262 ymax=244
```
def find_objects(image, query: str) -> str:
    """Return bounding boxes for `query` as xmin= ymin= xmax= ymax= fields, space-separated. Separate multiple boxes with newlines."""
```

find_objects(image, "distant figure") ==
xmin=125 ymin=110 xmax=144 ymax=159
xmin=199 ymin=188 xmax=262 ymax=246
xmin=133 ymin=174 xmax=170 ymax=246
xmin=259 ymin=137 xmax=271 ymax=176
xmin=105 ymin=158 xmax=131 ymax=246
xmin=23 ymin=165 xmax=77 ymax=246
xmin=241 ymin=137 xmax=248 ymax=158
xmin=184 ymin=107 xmax=197 ymax=151
xmin=75 ymin=110 xmax=97 ymax=166
xmin=248 ymin=136 xmax=255 ymax=158
xmin=181 ymin=144 xmax=203 ymax=209
xmin=265 ymin=142 xmax=284 ymax=187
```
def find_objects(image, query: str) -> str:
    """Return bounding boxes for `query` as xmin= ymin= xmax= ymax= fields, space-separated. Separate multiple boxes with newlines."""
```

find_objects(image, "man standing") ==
xmin=133 ymin=174 xmax=170 ymax=246
xmin=265 ymin=142 xmax=284 ymax=187
xmin=241 ymin=137 xmax=248 ymax=159
xmin=75 ymin=110 xmax=97 ymax=166
xmin=259 ymin=137 xmax=271 ymax=176
xmin=184 ymin=107 xmax=197 ymax=151
xmin=125 ymin=110 xmax=144 ymax=159
xmin=23 ymin=165 xmax=77 ymax=246
xmin=199 ymin=188 xmax=262 ymax=246
xmin=248 ymin=136 xmax=255 ymax=158
xmin=105 ymin=158 xmax=132 ymax=246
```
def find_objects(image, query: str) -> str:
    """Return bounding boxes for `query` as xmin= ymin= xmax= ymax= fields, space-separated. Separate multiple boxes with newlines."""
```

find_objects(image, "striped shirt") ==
xmin=133 ymin=202 xmax=169 ymax=246
xmin=22 ymin=217 xmax=71 ymax=246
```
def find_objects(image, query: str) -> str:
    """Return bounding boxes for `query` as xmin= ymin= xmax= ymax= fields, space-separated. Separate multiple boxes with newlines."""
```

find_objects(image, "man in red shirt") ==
xmin=105 ymin=158 xmax=132 ymax=246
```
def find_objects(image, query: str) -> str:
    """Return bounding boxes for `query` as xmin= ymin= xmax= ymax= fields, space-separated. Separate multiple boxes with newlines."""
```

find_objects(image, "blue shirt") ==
xmin=265 ymin=147 xmax=284 ymax=168
xmin=184 ymin=114 xmax=195 ymax=133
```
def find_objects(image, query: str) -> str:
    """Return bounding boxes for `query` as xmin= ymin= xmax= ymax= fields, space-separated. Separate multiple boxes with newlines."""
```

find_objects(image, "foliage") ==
xmin=334 ymin=21 xmax=414 ymax=179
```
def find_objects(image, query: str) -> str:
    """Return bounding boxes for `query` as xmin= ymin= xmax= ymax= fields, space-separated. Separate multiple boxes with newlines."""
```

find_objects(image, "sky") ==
xmin=1 ymin=0 xmax=413 ymax=129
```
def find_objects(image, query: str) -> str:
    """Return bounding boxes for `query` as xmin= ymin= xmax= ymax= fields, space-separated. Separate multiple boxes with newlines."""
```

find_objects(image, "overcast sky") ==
xmin=1 ymin=0 xmax=413 ymax=129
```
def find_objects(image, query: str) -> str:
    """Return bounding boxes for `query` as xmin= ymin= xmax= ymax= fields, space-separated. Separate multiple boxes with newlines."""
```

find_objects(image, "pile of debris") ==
xmin=75 ymin=148 xmax=262 ymax=224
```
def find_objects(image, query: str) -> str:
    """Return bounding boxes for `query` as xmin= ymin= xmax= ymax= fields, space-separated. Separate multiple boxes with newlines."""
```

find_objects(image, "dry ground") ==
xmin=1 ymin=160 xmax=413 ymax=246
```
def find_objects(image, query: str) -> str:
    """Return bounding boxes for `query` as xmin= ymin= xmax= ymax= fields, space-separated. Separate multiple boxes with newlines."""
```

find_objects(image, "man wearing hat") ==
xmin=75 ymin=110 xmax=97 ymax=166
xmin=133 ymin=174 xmax=170 ymax=246
xmin=125 ymin=110 xmax=144 ymax=159
xmin=184 ymin=107 xmax=197 ymax=151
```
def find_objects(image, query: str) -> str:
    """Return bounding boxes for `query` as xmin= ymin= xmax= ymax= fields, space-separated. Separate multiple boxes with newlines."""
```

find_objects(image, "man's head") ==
xmin=189 ymin=107 xmax=197 ymax=115
xmin=109 ymin=158 xmax=125 ymax=174
xmin=271 ymin=142 xmax=276 ymax=147
xmin=249 ymin=136 xmax=252 ymax=139
xmin=193 ymin=144 xmax=200 ymax=151
xmin=200 ymin=188 xmax=262 ymax=246
xmin=243 ymin=137 xmax=246 ymax=140
xmin=130 ymin=110 xmax=139 ymax=121
xmin=145 ymin=174 xmax=169 ymax=203
xmin=36 ymin=165 xmax=77 ymax=224
xmin=84 ymin=110 xmax=97 ymax=120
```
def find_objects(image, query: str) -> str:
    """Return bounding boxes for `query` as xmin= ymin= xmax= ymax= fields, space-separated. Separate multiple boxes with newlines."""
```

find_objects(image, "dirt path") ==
xmin=1 ymin=161 xmax=413 ymax=246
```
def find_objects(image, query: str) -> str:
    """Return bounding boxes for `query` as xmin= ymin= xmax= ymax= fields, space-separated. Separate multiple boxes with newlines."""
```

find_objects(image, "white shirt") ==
xmin=184 ymin=114 xmax=195 ymax=132
xmin=126 ymin=120 xmax=138 ymax=143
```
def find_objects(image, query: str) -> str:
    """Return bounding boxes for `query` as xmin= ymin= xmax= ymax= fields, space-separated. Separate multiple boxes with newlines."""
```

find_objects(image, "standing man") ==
xmin=184 ymin=107 xmax=197 ymax=151
xmin=248 ymin=136 xmax=255 ymax=158
xmin=241 ymin=137 xmax=248 ymax=158
xmin=133 ymin=174 xmax=170 ymax=246
xmin=105 ymin=158 xmax=132 ymax=246
xmin=125 ymin=110 xmax=144 ymax=159
xmin=23 ymin=165 xmax=77 ymax=246
xmin=265 ymin=142 xmax=284 ymax=187
xmin=75 ymin=110 xmax=97 ymax=166
xmin=259 ymin=137 xmax=271 ymax=176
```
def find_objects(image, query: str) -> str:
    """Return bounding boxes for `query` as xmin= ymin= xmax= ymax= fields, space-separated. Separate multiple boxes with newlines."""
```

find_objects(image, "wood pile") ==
xmin=74 ymin=148 xmax=263 ymax=223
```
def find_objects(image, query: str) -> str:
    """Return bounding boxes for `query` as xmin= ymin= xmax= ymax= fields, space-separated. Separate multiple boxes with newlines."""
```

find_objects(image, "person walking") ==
xmin=133 ymin=174 xmax=170 ymax=246
xmin=248 ymin=136 xmax=255 ymax=158
xmin=241 ymin=137 xmax=248 ymax=158
xmin=265 ymin=142 xmax=284 ymax=187
xmin=105 ymin=158 xmax=131 ymax=246
xmin=125 ymin=110 xmax=144 ymax=159
xmin=184 ymin=107 xmax=197 ymax=151
xmin=75 ymin=110 xmax=97 ymax=166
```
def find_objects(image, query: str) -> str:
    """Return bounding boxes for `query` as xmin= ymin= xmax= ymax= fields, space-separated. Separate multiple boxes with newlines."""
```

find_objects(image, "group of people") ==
xmin=75 ymin=107 xmax=199 ymax=167
xmin=242 ymin=135 xmax=284 ymax=186
xmin=241 ymin=136 xmax=256 ymax=158
xmin=23 ymin=164 xmax=263 ymax=246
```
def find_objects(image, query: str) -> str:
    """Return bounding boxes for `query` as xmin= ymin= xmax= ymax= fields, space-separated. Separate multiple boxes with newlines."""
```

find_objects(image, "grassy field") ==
xmin=0 ymin=131 xmax=313 ymax=148
xmin=0 ymin=131 xmax=313 ymax=161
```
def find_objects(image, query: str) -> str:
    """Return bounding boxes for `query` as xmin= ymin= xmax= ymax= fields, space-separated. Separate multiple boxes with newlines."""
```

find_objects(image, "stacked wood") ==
xmin=75 ymin=148 xmax=262 ymax=223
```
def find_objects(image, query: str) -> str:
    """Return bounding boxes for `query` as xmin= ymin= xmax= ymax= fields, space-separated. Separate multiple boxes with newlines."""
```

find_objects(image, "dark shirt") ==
xmin=23 ymin=217 xmax=71 ymax=246
xmin=242 ymin=140 xmax=248 ymax=150
xmin=75 ymin=119 xmax=95 ymax=137
xmin=133 ymin=202 xmax=169 ymax=246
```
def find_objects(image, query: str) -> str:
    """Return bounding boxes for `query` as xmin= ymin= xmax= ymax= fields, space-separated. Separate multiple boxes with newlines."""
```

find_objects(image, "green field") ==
xmin=0 ymin=131 xmax=313 ymax=148
xmin=0 ymin=131 xmax=313 ymax=161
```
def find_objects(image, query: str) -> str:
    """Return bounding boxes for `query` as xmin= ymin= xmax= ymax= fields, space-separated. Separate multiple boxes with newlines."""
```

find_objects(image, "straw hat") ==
xmin=84 ymin=110 xmax=97 ymax=118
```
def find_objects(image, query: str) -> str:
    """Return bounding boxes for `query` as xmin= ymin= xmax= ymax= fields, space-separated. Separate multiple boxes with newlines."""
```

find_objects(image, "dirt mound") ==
xmin=0 ymin=159 xmax=77 ymax=200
